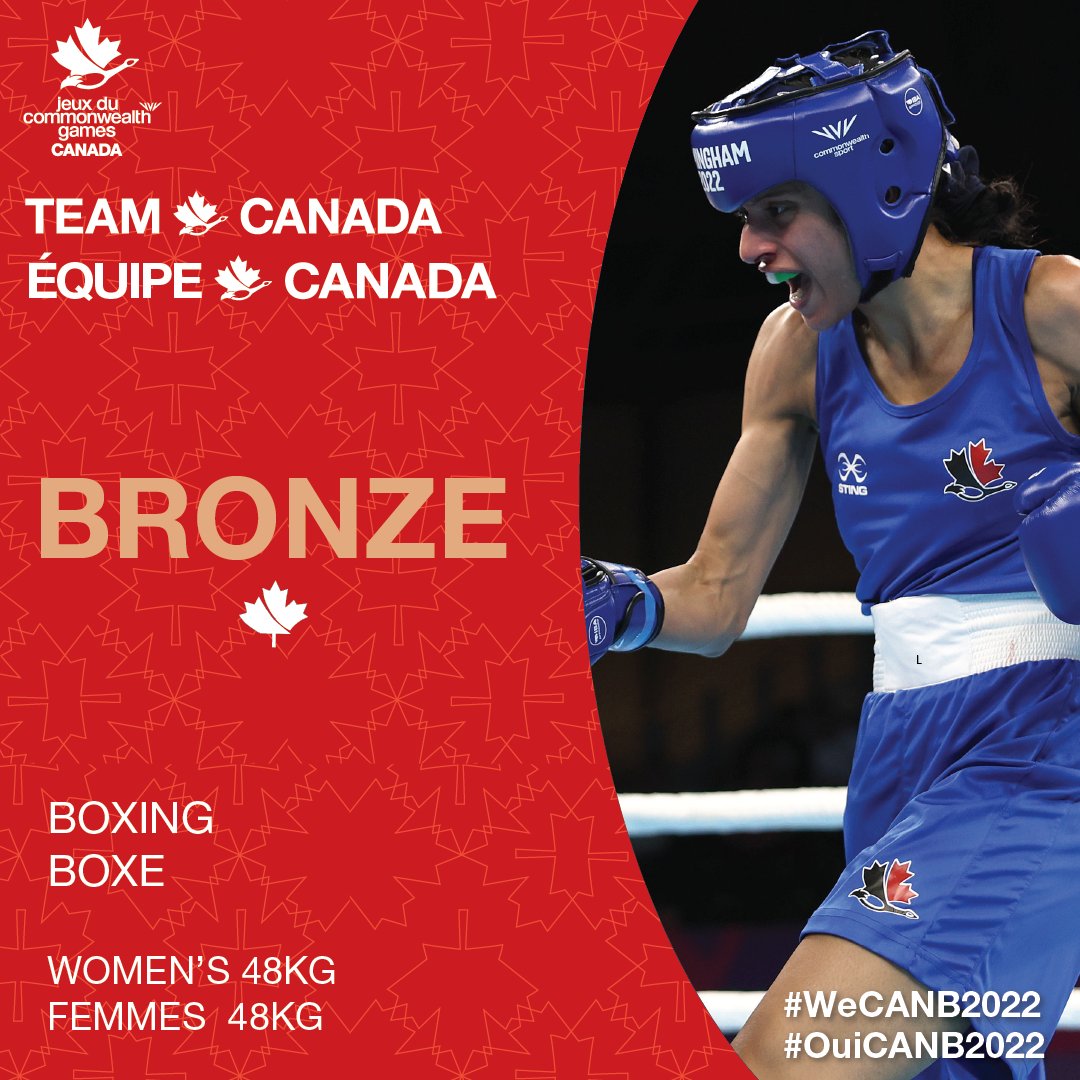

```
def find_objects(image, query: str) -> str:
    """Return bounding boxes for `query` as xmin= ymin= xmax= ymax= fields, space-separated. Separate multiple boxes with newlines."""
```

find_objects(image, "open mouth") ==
xmin=765 ymin=270 xmax=806 ymax=305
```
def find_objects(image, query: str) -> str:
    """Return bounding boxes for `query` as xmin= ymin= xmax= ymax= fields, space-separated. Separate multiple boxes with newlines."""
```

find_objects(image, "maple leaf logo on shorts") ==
xmin=850 ymin=858 xmax=920 ymax=919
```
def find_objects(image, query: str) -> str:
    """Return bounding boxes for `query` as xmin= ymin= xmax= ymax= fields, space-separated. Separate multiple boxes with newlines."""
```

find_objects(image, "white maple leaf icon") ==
xmin=52 ymin=20 xmax=138 ymax=88
xmin=240 ymin=582 xmax=308 ymax=647
xmin=215 ymin=257 xmax=271 ymax=300
xmin=175 ymin=192 xmax=227 ymax=234
xmin=187 ymin=192 xmax=216 ymax=220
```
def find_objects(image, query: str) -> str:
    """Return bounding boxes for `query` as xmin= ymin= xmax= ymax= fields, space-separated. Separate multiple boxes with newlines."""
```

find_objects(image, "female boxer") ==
xmin=585 ymin=30 xmax=1080 ymax=1079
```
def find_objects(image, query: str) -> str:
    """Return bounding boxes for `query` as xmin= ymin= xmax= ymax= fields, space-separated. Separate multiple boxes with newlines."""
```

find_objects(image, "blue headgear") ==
xmin=690 ymin=31 xmax=957 ymax=300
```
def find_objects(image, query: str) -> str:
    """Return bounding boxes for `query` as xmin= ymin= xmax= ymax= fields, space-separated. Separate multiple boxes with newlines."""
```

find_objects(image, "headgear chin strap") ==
xmin=691 ymin=30 xmax=956 ymax=301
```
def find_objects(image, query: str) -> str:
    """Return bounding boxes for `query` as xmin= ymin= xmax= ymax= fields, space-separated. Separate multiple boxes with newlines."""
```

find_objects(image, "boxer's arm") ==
xmin=650 ymin=305 xmax=818 ymax=657
xmin=1024 ymin=255 xmax=1080 ymax=432
xmin=1018 ymin=257 xmax=1080 ymax=622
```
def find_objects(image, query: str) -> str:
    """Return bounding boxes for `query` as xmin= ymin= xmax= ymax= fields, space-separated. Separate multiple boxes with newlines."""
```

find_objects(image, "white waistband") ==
xmin=871 ymin=593 xmax=1080 ymax=693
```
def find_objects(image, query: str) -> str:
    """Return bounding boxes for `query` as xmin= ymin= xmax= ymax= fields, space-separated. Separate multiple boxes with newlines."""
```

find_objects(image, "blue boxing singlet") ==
xmin=815 ymin=245 xmax=1080 ymax=612
xmin=808 ymin=247 xmax=1080 ymax=1080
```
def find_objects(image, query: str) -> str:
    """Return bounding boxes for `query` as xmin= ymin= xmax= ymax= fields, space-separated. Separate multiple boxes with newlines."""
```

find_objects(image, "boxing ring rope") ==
xmin=619 ymin=592 xmax=861 ymax=838
xmin=616 ymin=592 xmax=1080 ymax=1033
xmin=619 ymin=786 xmax=847 ymax=836
xmin=739 ymin=591 xmax=870 ymax=639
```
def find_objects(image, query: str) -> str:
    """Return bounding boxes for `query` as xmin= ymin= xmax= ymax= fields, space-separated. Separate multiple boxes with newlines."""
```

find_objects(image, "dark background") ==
xmin=582 ymin=1 xmax=1080 ymax=1063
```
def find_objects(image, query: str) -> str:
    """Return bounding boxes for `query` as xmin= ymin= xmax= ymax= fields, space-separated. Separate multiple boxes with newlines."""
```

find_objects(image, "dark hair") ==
xmin=928 ymin=148 xmax=1037 ymax=249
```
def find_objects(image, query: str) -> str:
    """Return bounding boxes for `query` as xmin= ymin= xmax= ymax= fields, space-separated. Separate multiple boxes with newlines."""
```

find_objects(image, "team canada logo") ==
xmin=942 ymin=438 xmax=1016 ymax=502
xmin=33 ymin=19 xmax=155 ymax=158
xmin=175 ymin=192 xmax=227 ymax=235
xmin=850 ymin=858 xmax=919 ymax=919
xmin=52 ymin=20 xmax=138 ymax=89
xmin=215 ymin=258 xmax=271 ymax=300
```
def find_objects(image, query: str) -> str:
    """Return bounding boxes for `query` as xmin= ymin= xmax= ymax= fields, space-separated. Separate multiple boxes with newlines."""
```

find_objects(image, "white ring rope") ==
xmin=619 ymin=594 xmax=863 ymax=835
xmin=740 ymin=591 xmax=870 ymax=639
xmin=627 ymin=591 xmax=1080 ymax=1035
xmin=620 ymin=787 xmax=847 ymax=836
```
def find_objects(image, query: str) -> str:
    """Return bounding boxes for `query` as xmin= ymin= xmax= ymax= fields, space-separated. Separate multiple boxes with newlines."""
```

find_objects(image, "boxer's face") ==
xmin=736 ymin=182 xmax=860 ymax=331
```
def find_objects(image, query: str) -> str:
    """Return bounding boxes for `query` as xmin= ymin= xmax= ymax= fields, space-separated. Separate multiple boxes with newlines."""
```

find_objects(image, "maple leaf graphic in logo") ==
xmin=175 ymin=192 xmax=227 ymax=236
xmin=52 ymin=20 xmax=138 ymax=90
xmin=240 ymin=582 xmax=307 ymax=647
xmin=215 ymin=257 xmax=272 ymax=300
xmin=886 ymin=859 xmax=919 ymax=905
xmin=967 ymin=438 xmax=1005 ymax=486
xmin=849 ymin=858 xmax=919 ymax=919
xmin=942 ymin=438 xmax=1016 ymax=502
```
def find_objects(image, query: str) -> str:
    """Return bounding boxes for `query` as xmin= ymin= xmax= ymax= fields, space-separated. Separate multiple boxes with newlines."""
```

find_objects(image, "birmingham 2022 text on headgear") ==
xmin=690 ymin=30 xmax=956 ymax=299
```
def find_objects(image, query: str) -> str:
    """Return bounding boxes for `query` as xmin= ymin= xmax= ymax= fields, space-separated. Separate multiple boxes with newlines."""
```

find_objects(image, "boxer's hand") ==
xmin=1015 ymin=463 xmax=1080 ymax=623
xmin=582 ymin=557 xmax=665 ymax=664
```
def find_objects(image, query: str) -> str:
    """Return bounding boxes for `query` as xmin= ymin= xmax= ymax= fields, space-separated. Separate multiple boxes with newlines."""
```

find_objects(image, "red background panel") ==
xmin=1 ymin=3 xmax=752 ymax=1077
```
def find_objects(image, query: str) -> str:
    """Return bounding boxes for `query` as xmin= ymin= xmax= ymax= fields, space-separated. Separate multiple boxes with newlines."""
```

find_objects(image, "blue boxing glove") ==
xmin=581 ymin=557 xmax=665 ymax=664
xmin=1015 ymin=463 xmax=1080 ymax=624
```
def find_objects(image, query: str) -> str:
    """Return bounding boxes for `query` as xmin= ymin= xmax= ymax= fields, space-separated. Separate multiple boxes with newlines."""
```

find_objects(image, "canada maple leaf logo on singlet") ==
xmin=942 ymin=438 xmax=1017 ymax=502
xmin=850 ymin=858 xmax=920 ymax=919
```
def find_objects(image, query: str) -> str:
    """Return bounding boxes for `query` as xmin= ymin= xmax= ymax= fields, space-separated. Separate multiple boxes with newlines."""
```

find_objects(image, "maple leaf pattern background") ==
xmin=0 ymin=3 xmax=752 ymax=1078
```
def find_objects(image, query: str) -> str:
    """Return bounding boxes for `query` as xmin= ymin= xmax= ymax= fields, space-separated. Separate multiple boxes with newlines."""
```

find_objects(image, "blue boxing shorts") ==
xmin=802 ymin=594 xmax=1080 ymax=1079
